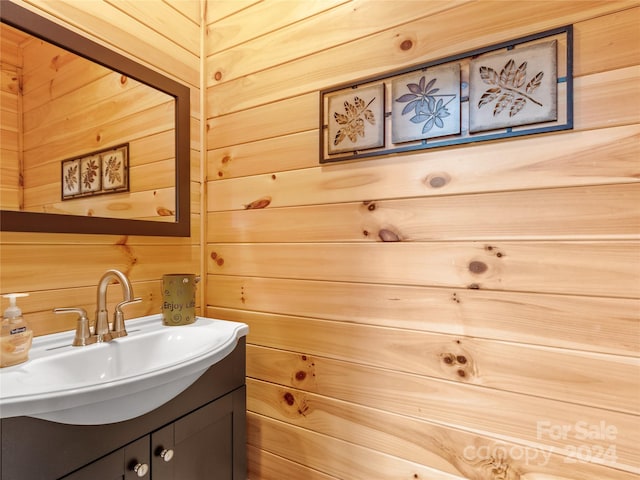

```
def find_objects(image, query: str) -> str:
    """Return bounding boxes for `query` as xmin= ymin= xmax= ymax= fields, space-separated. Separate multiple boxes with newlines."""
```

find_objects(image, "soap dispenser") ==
xmin=0 ymin=293 xmax=33 ymax=368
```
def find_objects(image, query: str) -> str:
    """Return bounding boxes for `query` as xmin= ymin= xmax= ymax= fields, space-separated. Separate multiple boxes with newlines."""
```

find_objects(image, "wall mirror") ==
xmin=0 ymin=2 xmax=190 ymax=236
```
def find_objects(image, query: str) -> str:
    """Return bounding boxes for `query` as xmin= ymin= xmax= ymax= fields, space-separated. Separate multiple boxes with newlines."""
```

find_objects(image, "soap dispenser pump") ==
xmin=1 ymin=293 xmax=33 ymax=368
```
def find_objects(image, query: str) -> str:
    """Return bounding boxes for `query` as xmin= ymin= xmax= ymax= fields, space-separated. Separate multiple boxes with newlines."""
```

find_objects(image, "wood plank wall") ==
xmin=0 ymin=0 xmax=203 ymax=336
xmin=205 ymin=1 xmax=640 ymax=479
xmin=0 ymin=25 xmax=23 ymax=211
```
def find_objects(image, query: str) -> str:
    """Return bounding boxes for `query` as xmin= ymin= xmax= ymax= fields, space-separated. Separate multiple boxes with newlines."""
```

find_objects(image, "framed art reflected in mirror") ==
xmin=0 ymin=1 xmax=190 ymax=236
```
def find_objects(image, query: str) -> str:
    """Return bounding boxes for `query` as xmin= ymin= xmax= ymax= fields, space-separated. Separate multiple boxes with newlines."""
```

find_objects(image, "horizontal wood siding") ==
xmin=0 ymin=25 xmax=22 ymax=212
xmin=206 ymin=1 xmax=640 ymax=479
xmin=0 ymin=0 xmax=202 ymax=337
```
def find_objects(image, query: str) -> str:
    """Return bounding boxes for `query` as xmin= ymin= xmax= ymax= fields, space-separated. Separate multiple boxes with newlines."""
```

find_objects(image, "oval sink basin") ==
xmin=0 ymin=315 xmax=248 ymax=425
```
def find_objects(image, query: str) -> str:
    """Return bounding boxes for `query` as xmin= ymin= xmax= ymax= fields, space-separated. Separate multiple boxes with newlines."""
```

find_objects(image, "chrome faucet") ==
xmin=54 ymin=269 xmax=141 ymax=345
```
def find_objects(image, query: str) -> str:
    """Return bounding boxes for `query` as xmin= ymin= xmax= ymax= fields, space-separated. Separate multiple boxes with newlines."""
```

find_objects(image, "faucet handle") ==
xmin=54 ymin=307 xmax=96 ymax=347
xmin=111 ymin=297 xmax=142 ymax=338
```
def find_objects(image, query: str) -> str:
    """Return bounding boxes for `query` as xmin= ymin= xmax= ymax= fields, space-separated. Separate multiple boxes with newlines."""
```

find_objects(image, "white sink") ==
xmin=0 ymin=315 xmax=248 ymax=425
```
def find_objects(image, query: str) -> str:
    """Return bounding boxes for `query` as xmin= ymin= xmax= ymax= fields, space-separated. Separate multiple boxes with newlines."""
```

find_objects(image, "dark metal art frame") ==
xmin=320 ymin=25 xmax=573 ymax=164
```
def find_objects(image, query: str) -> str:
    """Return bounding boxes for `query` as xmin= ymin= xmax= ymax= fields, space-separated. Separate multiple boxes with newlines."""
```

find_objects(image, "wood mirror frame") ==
xmin=0 ymin=2 xmax=190 ymax=236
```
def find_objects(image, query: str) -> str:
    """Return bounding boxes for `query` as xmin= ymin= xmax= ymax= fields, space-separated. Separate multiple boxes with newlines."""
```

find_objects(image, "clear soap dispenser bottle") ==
xmin=0 ymin=293 xmax=33 ymax=368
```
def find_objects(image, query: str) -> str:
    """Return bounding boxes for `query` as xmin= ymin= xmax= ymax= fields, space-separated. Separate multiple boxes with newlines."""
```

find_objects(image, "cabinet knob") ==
xmin=133 ymin=462 xmax=149 ymax=477
xmin=159 ymin=448 xmax=175 ymax=462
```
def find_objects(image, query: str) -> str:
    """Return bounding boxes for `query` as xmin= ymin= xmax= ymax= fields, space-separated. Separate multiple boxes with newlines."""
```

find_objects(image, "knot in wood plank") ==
xmin=379 ymin=229 xmax=401 ymax=242
xmin=244 ymin=196 xmax=272 ymax=209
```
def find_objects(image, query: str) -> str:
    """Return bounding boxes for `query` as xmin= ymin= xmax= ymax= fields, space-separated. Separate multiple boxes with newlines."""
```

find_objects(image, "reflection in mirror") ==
xmin=2 ymin=23 xmax=175 ymax=221
xmin=0 ymin=2 xmax=190 ymax=236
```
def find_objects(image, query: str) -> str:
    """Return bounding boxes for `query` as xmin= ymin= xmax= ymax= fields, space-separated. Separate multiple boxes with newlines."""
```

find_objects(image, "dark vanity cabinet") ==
xmin=61 ymin=436 xmax=150 ymax=480
xmin=0 ymin=339 xmax=246 ymax=480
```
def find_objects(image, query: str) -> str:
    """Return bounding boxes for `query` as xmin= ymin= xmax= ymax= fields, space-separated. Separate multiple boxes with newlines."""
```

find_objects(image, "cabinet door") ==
xmin=150 ymin=423 xmax=175 ymax=479
xmin=123 ymin=436 xmax=151 ymax=480
xmin=151 ymin=393 xmax=235 ymax=480
xmin=61 ymin=436 xmax=150 ymax=480
xmin=60 ymin=449 xmax=124 ymax=480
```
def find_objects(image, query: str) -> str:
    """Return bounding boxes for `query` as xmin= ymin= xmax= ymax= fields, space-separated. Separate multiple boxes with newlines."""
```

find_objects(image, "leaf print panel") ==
xmin=392 ymin=63 xmax=461 ymax=143
xmin=61 ymin=159 xmax=81 ymax=198
xmin=80 ymin=155 xmax=101 ymax=194
xmin=327 ymin=83 xmax=385 ymax=155
xmin=469 ymin=40 xmax=557 ymax=133
xmin=101 ymin=145 xmax=128 ymax=191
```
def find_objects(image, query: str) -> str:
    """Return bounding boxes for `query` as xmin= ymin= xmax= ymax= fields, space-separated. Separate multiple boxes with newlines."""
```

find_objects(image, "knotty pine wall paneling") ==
xmin=0 ymin=0 xmax=203 ymax=336
xmin=0 ymin=27 xmax=21 ymax=212
xmin=205 ymin=1 xmax=640 ymax=479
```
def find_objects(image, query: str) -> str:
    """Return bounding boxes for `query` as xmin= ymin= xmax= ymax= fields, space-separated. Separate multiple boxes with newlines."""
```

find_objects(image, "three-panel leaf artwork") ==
xmin=321 ymin=28 xmax=568 ymax=163
xmin=61 ymin=144 xmax=129 ymax=200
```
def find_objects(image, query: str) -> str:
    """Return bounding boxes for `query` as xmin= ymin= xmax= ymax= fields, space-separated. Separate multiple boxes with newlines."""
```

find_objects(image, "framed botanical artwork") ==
xmin=326 ymin=83 xmax=385 ymax=155
xmin=319 ymin=25 xmax=571 ymax=164
xmin=61 ymin=158 xmax=81 ymax=198
xmin=392 ymin=63 xmax=461 ymax=143
xmin=469 ymin=40 xmax=558 ymax=133
xmin=80 ymin=155 xmax=101 ymax=194
xmin=101 ymin=145 xmax=129 ymax=192
xmin=61 ymin=143 xmax=129 ymax=200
